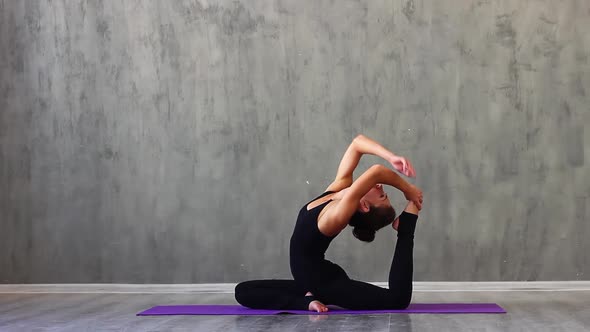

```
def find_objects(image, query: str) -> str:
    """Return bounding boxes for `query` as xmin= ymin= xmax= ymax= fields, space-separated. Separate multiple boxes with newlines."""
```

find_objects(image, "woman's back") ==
xmin=289 ymin=191 xmax=348 ymax=291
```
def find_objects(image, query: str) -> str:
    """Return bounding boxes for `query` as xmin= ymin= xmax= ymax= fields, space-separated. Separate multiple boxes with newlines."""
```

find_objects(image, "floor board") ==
xmin=0 ymin=291 xmax=588 ymax=331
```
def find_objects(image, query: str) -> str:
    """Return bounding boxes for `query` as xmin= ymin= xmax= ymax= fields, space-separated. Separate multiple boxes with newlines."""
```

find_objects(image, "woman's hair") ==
xmin=348 ymin=206 xmax=396 ymax=242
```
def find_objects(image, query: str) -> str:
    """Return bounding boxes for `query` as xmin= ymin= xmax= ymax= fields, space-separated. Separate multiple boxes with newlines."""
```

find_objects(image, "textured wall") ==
xmin=1 ymin=0 xmax=588 ymax=283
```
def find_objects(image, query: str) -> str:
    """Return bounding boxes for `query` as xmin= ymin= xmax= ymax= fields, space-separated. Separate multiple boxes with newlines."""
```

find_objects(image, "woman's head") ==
xmin=349 ymin=184 xmax=396 ymax=242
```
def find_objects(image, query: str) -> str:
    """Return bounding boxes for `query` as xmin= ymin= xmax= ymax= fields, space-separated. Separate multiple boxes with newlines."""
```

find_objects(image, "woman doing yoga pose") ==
xmin=235 ymin=135 xmax=424 ymax=312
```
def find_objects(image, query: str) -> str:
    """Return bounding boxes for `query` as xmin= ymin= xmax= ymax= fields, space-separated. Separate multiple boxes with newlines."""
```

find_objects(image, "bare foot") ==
xmin=308 ymin=300 xmax=329 ymax=313
xmin=404 ymin=201 xmax=420 ymax=215
xmin=305 ymin=292 xmax=328 ymax=312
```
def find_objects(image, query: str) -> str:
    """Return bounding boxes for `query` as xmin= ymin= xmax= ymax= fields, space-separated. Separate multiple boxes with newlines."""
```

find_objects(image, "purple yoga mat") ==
xmin=137 ymin=303 xmax=506 ymax=316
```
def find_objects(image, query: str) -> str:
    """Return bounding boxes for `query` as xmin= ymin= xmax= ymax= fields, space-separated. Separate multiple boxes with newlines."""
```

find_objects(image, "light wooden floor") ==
xmin=0 ymin=291 xmax=589 ymax=331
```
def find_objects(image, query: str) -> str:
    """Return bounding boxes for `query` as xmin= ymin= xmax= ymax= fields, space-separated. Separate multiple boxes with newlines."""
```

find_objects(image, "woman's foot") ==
xmin=404 ymin=201 xmax=420 ymax=215
xmin=308 ymin=300 xmax=329 ymax=312
xmin=306 ymin=292 xmax=328 ymax=312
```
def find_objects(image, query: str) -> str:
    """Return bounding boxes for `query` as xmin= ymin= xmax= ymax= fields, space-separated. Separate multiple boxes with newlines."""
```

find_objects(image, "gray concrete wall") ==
xmin=1 ymin=0 xmax=588 ymax=283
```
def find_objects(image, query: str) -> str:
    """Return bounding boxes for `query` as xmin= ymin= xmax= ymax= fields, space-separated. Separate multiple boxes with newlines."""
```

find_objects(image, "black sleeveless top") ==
xmin=289 ymin=191 xmax=349 ymax=291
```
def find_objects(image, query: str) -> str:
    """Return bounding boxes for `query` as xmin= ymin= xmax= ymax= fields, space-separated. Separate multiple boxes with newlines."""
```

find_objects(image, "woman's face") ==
xmin=362 ymin=184 xmax=392 ymax=208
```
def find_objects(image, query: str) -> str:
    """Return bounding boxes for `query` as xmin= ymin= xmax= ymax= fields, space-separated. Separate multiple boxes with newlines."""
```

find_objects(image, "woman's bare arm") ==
xmin=326 ymin=135 xmax=401 ymax=192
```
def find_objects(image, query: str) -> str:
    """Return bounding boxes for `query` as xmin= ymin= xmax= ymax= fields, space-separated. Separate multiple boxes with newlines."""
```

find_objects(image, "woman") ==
xmin=235 ymin=134 xmax=424 ymax=312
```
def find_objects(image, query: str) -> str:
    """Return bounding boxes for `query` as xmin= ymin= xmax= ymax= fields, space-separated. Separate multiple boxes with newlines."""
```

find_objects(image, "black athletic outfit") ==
xmin=235 ymin=191 xmax=418 ymax=310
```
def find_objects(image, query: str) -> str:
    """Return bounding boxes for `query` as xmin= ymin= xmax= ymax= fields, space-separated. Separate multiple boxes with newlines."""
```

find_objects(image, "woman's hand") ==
xmin=403 ymin=184 xmax=423 ymax=210
xmin=388 ymin=155 xmax=416 ymax=178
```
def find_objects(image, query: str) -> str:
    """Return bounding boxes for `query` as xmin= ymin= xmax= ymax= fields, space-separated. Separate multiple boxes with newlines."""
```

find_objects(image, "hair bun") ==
xmin=352 ymin=227 xmax=376 ymax=242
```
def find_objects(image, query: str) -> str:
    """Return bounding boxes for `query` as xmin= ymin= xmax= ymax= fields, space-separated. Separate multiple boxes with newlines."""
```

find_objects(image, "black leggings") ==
xmin=235 ymin=211 xmax=418 ymax=310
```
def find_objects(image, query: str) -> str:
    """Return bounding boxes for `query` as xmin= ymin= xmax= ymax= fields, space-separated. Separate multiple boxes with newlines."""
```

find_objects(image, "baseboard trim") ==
xmin=1 ymin=281 xmax=589 ymax=294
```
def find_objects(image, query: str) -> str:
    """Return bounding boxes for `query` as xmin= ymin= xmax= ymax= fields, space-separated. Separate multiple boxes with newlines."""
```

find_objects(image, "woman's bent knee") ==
xmin=390 ymin=297 xmax=411 ymax=310
xmin=386 ymin=291 xmax=412 ymax=310
xmin=234 ymin=281 xmax=252 ymax=306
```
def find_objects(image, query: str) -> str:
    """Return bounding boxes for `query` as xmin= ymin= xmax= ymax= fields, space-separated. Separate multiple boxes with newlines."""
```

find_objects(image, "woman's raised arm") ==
xmin=326 ymin=134 xmax=415 ymax=192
